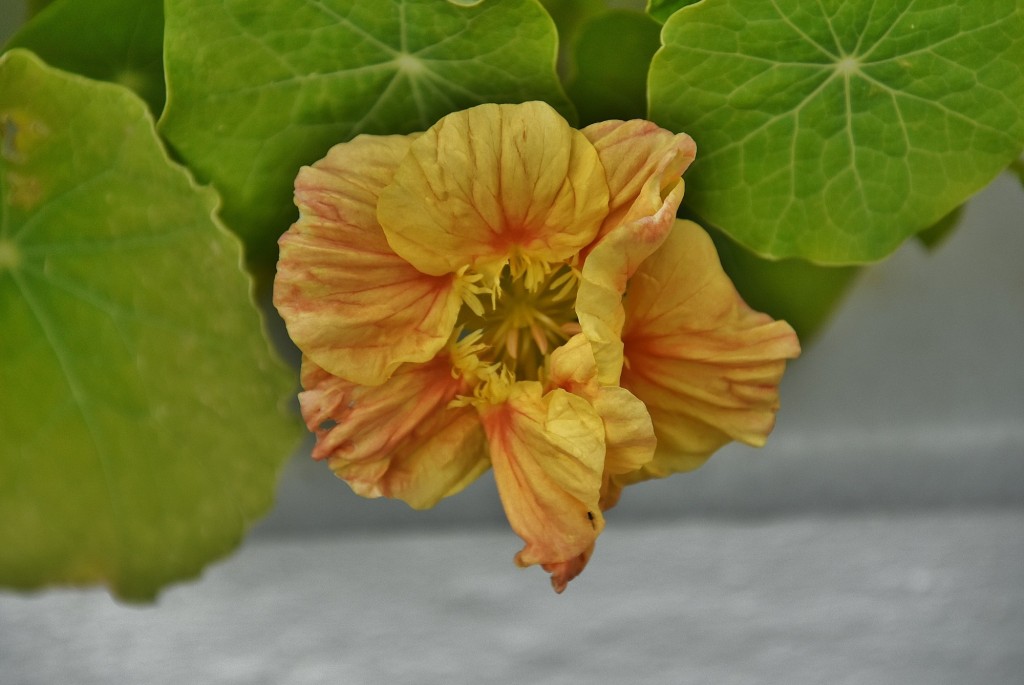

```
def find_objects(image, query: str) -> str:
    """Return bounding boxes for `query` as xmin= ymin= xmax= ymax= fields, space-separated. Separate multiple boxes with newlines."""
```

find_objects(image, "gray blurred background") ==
xmin=2 ymin=3 xmax=1022 ymax=684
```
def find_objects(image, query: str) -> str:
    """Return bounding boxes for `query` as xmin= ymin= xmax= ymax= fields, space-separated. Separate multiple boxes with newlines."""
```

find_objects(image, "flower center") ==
xmin=456 ymin=261 xmax=580 ymax=384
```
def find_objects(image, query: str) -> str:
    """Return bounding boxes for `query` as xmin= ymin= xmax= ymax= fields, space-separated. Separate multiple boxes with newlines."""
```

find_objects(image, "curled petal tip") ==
xmin=542 ymin=545 xmax=594 ymax=594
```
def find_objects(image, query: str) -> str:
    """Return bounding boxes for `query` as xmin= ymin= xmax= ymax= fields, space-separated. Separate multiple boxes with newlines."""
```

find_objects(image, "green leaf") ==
xmin=566 ymin=9 xmax=662 ymax=125
xmin=5 ymin=0 xmax=165 ymax=114
xmin=0 ymin=50 xmax=299 ymax=601
xmin=159 ymin=0 xmax=572 ymax=266
xmin=650 ymin=0 xmax=1024 ymax=263
xmin=646 ymin=0 xmax=699 ymax=24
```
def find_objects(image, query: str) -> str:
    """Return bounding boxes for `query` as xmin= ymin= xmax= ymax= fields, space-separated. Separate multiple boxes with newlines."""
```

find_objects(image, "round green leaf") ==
xmin=159 ymin=0 xmax=572 ymax=266
xmin=0 ymin=50 xmax=300 ymax=601
xmin=5 ymin=0 xmax=165 ymax=114
xmin=646 ymin=0 xmax=700 ymax=24
xmin=650 ymin=0 xmax=1024 ymax=263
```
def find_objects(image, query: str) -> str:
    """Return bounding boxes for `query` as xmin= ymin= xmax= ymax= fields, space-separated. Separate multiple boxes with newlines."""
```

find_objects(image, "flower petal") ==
xmin=479 ymin=382 xmax=606 ymax=580
xmin=582 ymin=119 xmax=697 ymax=252
xmin=547 ymin=334 xmax=656 ymax=481
xmin=619 ymin=220 xmax=801 ymax=480
xmin=575 ymin=121 xmax=697 ymax=385
xmin=378 ymin=102 xmax=609 ymax=285
xmin=542 ymin=544 xmax=594 ymax=594
xmin=299 ymin=353 xmax=488 ymax=510
xmin=275 ymin=135 xmax=462 ymax=386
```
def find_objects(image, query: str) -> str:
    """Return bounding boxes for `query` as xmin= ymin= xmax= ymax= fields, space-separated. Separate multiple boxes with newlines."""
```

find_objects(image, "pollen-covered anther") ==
xmin=454 ymin=261 xmax=582 ymax=385
xmin=454 ymin=265 xmax=493 ymax=318
xmin=508 ymin=252 xmax=554 ymax=292
xmin=449 ymin=329 xmax=495 ymax=379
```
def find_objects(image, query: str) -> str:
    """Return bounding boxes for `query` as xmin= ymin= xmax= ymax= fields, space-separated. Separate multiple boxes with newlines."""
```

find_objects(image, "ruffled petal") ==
xmin=479 ymin=382 xmax=606 ymax=582
xmin=299 ymin=353 xmax=489 ymax=509
xmin=378 ymin=102 xmax=609 ymax=286
xmin=547 ymin=334 xmax=655 ymax=481
xmin=275 ymin=135 xmax=463 ymax=386
xmin=542 ymin=544 xmax=594 ymax=594
xmin=592 ymin=387 xmax=657 ymax=477
xmin=575 ymin=121 xmax=697 ymax=385
xmin=545 ymin=332 xmax=601 ymax=397
xmin=619 ymin=220 xmax=801 ymax=481
xmin=582 ymin=120 xmax=697 ymax=253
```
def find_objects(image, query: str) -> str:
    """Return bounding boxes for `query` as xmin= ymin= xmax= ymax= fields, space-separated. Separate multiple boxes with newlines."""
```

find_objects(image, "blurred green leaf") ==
xmin=650 ymin=0 xmax=1024 ymax=264
xmin=707 ymin=224 xmax=860 ymax=343
xmin=5 ymin=0 xmax=165 ymax=114
xmin=27 ymin=0 xmax=54 ymax=17
xmin=566 ymin=9 xmax=661 ymax=125
xmin=159 ymin=0 xmax=571 ymax=267
xmin=540 ymin=0 xmax=605 ymax=80
xmin=1010 ymin=157 xmax=1024 ymax=187
xmin=646 ymin=0 xmax=699 ymax=24
xmin=915 ymin=204 xmax=964 ymax=251
xmin=0 ymin=50 xmax=300 ymax=601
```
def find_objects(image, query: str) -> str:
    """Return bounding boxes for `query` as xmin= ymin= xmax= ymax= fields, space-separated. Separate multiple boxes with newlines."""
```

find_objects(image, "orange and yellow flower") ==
xmin=274 ymin=102 xmax=800 ymax=592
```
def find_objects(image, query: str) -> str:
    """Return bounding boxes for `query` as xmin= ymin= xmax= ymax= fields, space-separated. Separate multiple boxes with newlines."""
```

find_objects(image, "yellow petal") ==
xmin=575 ymin=121 xmax=697 ymax=385
xmin=547 ymin=334 xmax=656 ymax=480
xmin=619 ymin=220 xmax=801 ymax=480
xmin=275 ymin=135 xmax=463 ymax=386
xmin=479 ymin=382 xmax=606 ymax=576
xmin=299 ymin=353 xmax=488 ymax=509
xmin=377 ymin=102 xmax=609 ymax=284
xmin=545 ymin=332 xmax=601 ymax=398
xmin=582 ymin=119 xmax=697 ymax=252
xmin=592 ymin=387 xmax=656 ymax=477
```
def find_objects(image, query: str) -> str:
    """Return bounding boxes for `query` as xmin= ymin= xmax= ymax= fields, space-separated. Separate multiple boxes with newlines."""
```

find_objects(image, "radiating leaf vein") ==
xmin=9 ymin=269 xmax=126 ymax=563
xmin=767 ymin=0 xmax=838 ymax=60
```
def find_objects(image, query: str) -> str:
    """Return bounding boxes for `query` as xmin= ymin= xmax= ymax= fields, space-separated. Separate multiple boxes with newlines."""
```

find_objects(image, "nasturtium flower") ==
xmin=274 ymin=102 xmax=800 ymax=592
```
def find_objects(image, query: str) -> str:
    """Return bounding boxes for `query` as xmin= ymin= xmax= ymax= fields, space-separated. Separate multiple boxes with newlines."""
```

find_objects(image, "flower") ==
xmin=274 ymin=102 xmax=801 ymax=592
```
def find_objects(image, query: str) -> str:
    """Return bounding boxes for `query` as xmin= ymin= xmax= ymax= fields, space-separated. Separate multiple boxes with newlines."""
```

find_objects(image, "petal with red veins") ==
xmin=275 ymin=135 xmax=462 ymax=387
xmin=576 ymin=121 xmax=697 ymax=384
xmin=377 ymin=102 xmax=609 ymax=285
xmin=299 ymin=354 xmax=488 ymax=510
xmin=582 ymin=119 xmax=697 ymax=252
xmin=479 ymin=382 xmax=606 ymax=577
xmin=619 ymin=220 xmax=801 ymax=481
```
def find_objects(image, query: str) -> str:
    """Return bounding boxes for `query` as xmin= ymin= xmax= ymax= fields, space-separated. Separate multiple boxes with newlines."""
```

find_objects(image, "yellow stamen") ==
xmin=453 ymin=261 xmax=581 ymax=390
